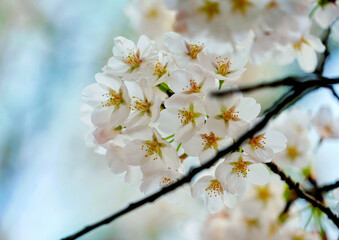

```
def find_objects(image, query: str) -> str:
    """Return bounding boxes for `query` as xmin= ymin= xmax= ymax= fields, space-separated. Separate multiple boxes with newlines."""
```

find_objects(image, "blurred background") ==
xmin=0 ymin=1 xmax=338 ymax=240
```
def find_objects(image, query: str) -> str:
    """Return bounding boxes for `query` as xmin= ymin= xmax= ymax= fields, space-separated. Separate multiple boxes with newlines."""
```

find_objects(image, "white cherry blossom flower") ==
xmin=151 ymin=50 xmax=177 ymax=86
xmin=312 ymin=106 xmax=339 ymax=139
xmin=125 ymin=0 xmax=175 ymax=40
xmin=206 ymin=93 xmax=260 ymax=139
xmin=274 ymin=31 xmax=325 ymax=73
xmin=126 ymin=80 xmax=162 ymax=128
xmin=82 ymin=73 xmax=131 ymax=127
xmin=182 ymin=125 xmax=233 ymax=163
xmin=242 ymin=129 xmax=287 ymax=163
xmin=167 ymin=64 xmax=216 ymax=96
xmin=163 ymin=32 xmax=206 ymax=66
xmin=140 ymin=168 xmax=187 ymax=203
xmin=90 ymin=125 xmax=124 ymax=145
xmin=106 ymin=35 xmax=157 ymax=81
xmin=157 ymin=94 xmax=206 ymax=142
xmin=273 ymin=131 xmax=312 ymax=168
xmin=270 ymin=106 xmax=312 ymax=136
xmin=239 ymin=174 xmax=285 ymax=220
xmin=313 ymin=0 xmax=339 ymax=29
xmin=215 ymin=152 xmax=270 ymax=195
xmin=191 ymin=174 xmax=237 ymax=213
xmin=199 ymin=47 xmax=248 ymax=82
xmin=122 ymin=126 xmax=180 ymax=175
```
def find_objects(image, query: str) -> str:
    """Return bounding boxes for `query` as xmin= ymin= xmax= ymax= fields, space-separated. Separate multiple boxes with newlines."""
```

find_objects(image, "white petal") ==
xmin=247 ymin=164 xmax=270 ymax=185
xmin=296 ymin=45 xmax=317 ymax=73
xmin=157 ymin=109 xmax=181 ymax=134
xmin=95 ymin=73 xmax=121 ymax=91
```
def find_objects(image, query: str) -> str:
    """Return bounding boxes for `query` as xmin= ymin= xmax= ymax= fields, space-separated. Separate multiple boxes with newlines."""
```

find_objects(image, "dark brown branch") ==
xmin=61 ymin=85 xmax=311 ymax=240
xmin=211 ymin=76 xmax=339 ymax=97
xmin=266 ymin=162 xmax=339 ymax=228
xmin=318 ymin=180 xmax=339 ymax=193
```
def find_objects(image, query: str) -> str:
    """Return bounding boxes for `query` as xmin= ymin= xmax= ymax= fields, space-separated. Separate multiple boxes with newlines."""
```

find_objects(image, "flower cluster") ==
xmin=197 ymin=175 xmax=322 ymax=240
xmin=81 ymin=32 xmax=290 ymax=210
xmin=125 ymin=0 xmax=339 ymax=72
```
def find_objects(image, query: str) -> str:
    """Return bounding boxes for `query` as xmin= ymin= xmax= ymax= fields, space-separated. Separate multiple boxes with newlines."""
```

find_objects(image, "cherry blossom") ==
xmin=242 ymin=129 xmax=287 ymax=163
xmin=151 ymin=50 xmax=177 ymax=85
xmin=126 ymin=80 xmax=162 ymax=128
xmin=215 ymin=153 xmax=270 ymax=195
xmin=125 ymin=0 xmax=175 ymax=40
xmin=122 ymin=126 xmax=180 ymax=175
xmin=140 ymin=168 xmax=187 ymax=203
xmin=273 ymin=131 xmax=312 ymax=168
xmin=82 ymin=72 xmax=131 ymax=127
xmin=106 ymin=35 xmax=157 ymax=81
xmin=206 ymin=93 xmax=260 ymax=139
xmin=312 ymin=106 xmax=339 ymax=139
xmin=191 ymin=174 xmax=237 ymax=213
xmin=238 ymin=174 xmax=285 ymax=220
xmin=182 ymin=125 xmax=233 ymax=163
xmin=163 ymin=32 xmax=206 ymax=66
xmin=274 ymin=28 xmax=325 ymax=73
xmin=199 ymin=47 xmax=249 ymax=83
xmin=157 ymin=94 xmax=206 ymax=142
xmin=167 ymin=64 xmax=216 ymax=96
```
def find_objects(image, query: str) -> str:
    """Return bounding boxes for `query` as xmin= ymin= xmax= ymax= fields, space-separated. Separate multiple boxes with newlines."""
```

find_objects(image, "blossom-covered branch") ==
xmin=63 ymin=79 xmax=339 ymax=239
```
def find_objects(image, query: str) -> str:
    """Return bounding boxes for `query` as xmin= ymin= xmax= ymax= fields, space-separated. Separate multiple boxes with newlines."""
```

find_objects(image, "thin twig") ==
xmin=266 ymin=162 xmax=339 ymax=228
xmin=211 ymin=76 xmax=339 ymax=97
xmin=318 ymin=180 xmax=339 ymax=193
xmin=327 ymin=85 xmax=339 ymax=101
xmin=62 ymin=84 xmax=339 ymax=240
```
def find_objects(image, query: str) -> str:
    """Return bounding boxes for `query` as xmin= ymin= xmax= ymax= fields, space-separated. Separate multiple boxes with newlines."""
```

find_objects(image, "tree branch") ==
xmin=62 ymin=82 xmax=339 ymax=240
xmin=211 ymin=76 xmax=339 ymax=97
xmin=266 ymin=162 xmax=339 ymax=228
xmin=318 ymin=180 xmax=339 ymax=193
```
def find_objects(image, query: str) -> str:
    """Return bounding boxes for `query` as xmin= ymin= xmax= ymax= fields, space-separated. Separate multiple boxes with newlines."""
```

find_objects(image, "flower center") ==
xmin=256 ymin=186 xmax=271 ymax=204
xmin=201 ymin=132 xmax=221 ymax=151
xmin=199 ymin=0 xmax=220 ymax=21
xmin=293 ymin=37 xmax=309 ymax=51
xmin=159 ymin=177 xmax=175 ymax=187
xmin=205 ymin=179 xmax=223 ymax=197
xmin=249 ymin=134 xmax=267 ymax=150
xmin=231 ymin=156 xmax=251 ymax=178
xmin=147 ymin=8 xmax=158 ymax=18
xmin=215 ymin=105 xmax=240 ymax=127
xmin=101 ymin=88 xmax=124 ymax=109
xmin=215 ymin=56 xmax=232 ymax=76
xmin=292 ymin=234 xmax=305 ymax=240
xmin=266 ymin=1 xmax=278 ymax=9
xmin=141 ymin=134 xmax=166 ymax=160
xmin=153 ymin=60 xmax=168 ymax=79
xmin=182 ymin=79 xmax=201 ymax=94
xmin=231 ymin=0 xmax=253 ymax=15
xmin=186 ymin=42 xmax=204 ymax=59
xmin=324 ymin=124 xmax=333 ymax=134
xmin=178 ymin=104 xmax=202 ymax=126
xmin=286 ymin=146 xmax=299 ymax=160
xmin=130 ymin=96 xmax=152 ymax=115
xmin=122 ymin=49 xmax=142 ymax=71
